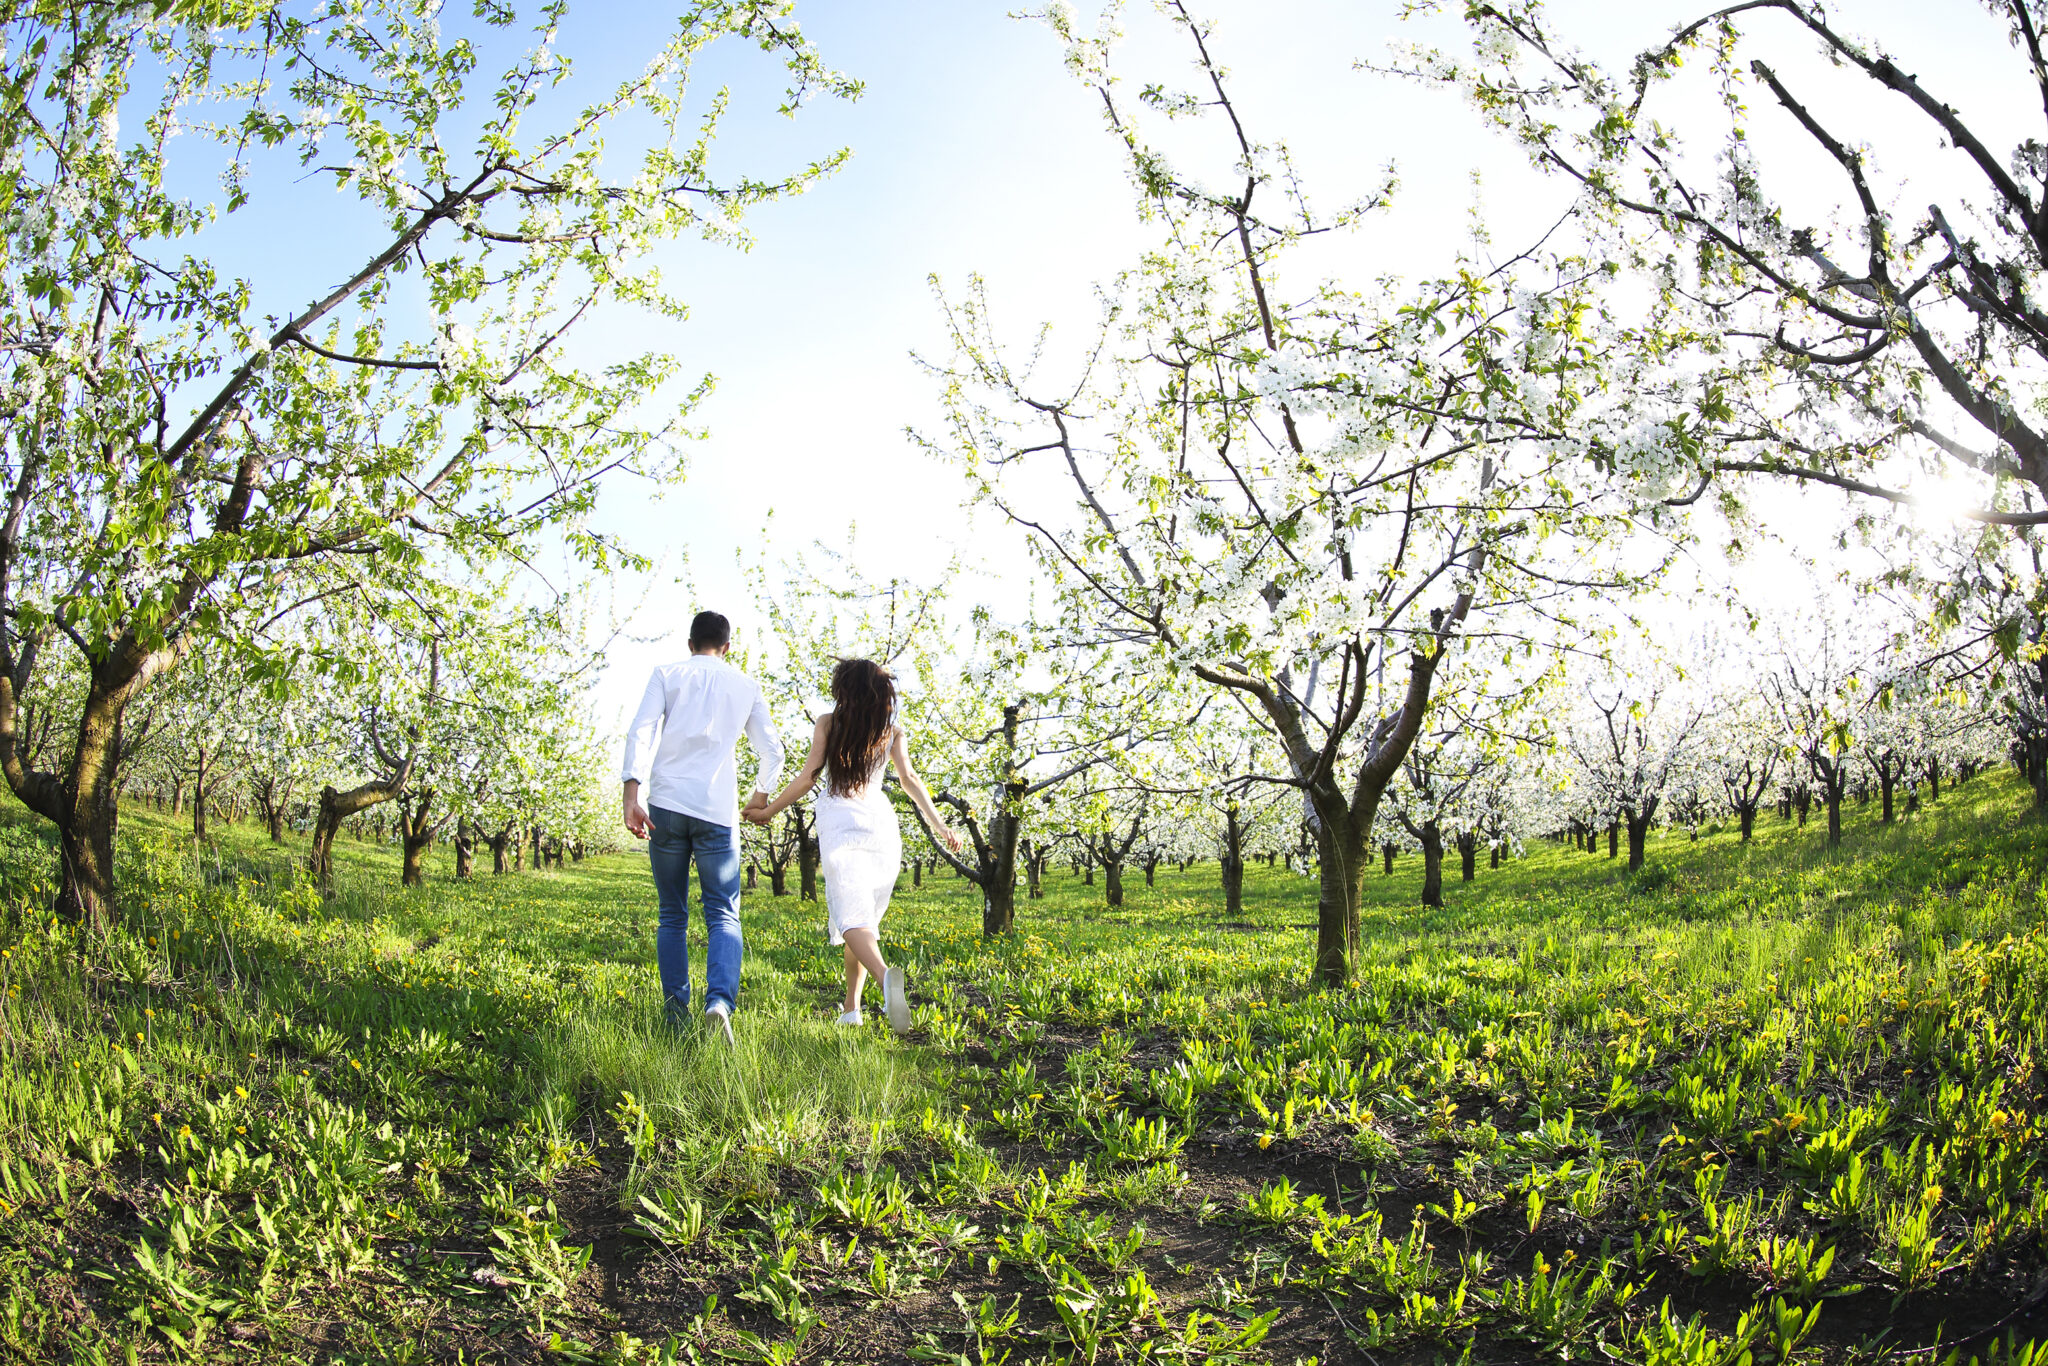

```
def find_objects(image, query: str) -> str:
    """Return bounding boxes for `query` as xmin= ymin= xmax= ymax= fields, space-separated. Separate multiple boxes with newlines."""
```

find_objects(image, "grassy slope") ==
xmin=0 ymin=774 xmax=2044 ymax=1363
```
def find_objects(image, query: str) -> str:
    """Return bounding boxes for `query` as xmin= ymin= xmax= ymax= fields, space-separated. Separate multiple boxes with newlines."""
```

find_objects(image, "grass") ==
xmin=1 ymin=774 xmax=2046 ymax=1363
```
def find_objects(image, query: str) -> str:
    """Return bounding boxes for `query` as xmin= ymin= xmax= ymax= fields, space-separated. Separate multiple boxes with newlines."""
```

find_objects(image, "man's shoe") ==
xmin=883 ymin=967 xmax=910 ymax=1036
xmin=704 ymin=999 xmax=735 ymax=1046
xmin=832 ymin=1009 xmax=863 ymax=1027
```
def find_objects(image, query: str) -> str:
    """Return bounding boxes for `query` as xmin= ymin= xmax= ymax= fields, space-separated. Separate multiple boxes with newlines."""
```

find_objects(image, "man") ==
xmin=621 ymin=610 xmax=783 ymax=1043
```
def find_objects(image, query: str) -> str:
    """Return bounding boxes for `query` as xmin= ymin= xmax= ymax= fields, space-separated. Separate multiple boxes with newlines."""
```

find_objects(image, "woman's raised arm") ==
xmin=890 ymin=728 xmax=963 ymax=852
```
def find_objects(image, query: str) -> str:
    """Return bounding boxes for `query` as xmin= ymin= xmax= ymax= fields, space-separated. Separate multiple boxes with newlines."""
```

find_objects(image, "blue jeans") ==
xmin=646 ymin=806 xmax=742 ymax=1016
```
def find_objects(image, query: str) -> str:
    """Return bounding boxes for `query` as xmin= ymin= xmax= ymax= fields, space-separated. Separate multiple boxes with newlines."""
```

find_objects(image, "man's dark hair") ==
xmin=689 ymin=610 xmax=731 ymax=653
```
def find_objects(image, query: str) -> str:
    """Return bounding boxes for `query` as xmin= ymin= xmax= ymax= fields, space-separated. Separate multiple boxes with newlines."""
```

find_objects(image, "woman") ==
xmin=745 ymin=659 xmax=961 ymax=1033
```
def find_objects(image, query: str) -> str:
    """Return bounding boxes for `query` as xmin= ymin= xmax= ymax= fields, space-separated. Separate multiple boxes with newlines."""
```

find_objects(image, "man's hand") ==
xmin=623 ymin=782 xmax=651 ymax=840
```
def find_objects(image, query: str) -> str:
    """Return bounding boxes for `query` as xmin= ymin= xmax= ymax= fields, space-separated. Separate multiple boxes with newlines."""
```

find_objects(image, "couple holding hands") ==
xmin=620 ymin=611 xmax=963 ymax=1042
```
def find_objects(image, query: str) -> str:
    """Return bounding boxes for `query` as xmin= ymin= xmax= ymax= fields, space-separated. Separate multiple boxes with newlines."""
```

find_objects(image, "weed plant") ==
xmin=1 ymin=775 xmax=2046 ymax=1363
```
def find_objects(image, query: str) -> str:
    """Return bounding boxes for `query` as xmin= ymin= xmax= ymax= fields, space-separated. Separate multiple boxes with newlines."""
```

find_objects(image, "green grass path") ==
xmin=1 ymin=775 xmax=2045 ymax=1362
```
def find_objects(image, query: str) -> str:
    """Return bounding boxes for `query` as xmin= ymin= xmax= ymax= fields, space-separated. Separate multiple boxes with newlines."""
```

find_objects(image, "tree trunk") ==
xmin=528 ymin=825 xmax=541 ymax=869
xmin=769 ymin=862 xmax=788 ymax=896
xmin=910 ymin=859 xmax=920 ymax=889
xmin=1626 ymin=811 xmax=1652 ymax=873
xmin=747 ymin=861 xmax=758 ymax=890
xmin=1221 ymin=853 xmax=1244 ymax=915
xmin=1419 ymin=822 xmax=1443 ymax=909
xmin=1926 ymin=760 xmax=1941 ymax=801
xmin=21 ymin=683 xmax=128 ymax=930
xmin=1104 ymin=858 xmax=1124 ymax=908
xmin=311 ymin=778 xmax=406 ymax=887
xmin=453 ymin=823 xmax=474 ymax=879
xmin=1310 ymin=808 xmax=1364 ymax=986
xmin=1738 ymin=805 xmax=1755 ymax=842
xmin=1381 ymin=841 xmax=1395 ymax=875
xmin=1143 ymin=856 xmax=1158 ymax=887
xmin=1879 ymin=767 xmax=1896 ymax=823
xmin=398 ymin=789 xmax=439 ymax=887
xmin=799 ymin=830 xmax=819 ymax=902
xmin=1607 ymin=822 xmax=1618 ymax=859
xmin=489 ymin=830 xmax=510 ymax=874
xmin=979 ymin=801 xmax=1022 ymax=936
xmin=57 ymin=804 xmax=118 ymax=932
xmin=191 ymin=752 xmax=210 ymax=839
xmin=311 ymin=796 xmax=346 ymax=886
xmin=402 ymin=835 xmax=431 ymax=886
xmin=1083 ymin=859 xmax=1094 ymax=886
xmin=254 ymin=777 xmax=288 ymax=842
xmin=1457 ymin=832 xmax=1476 ymax=882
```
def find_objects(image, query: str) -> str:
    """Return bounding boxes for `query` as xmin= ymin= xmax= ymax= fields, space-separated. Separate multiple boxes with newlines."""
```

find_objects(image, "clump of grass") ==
xmin=537 ymin=996 xmax=930 ymax=1198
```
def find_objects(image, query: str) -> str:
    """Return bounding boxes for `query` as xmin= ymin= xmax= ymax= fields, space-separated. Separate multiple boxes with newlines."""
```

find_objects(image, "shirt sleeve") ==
xmin=620 ymin=669 xmax=666 ymax=787
xmin=743 ymin=686 xmax=784 ymax=795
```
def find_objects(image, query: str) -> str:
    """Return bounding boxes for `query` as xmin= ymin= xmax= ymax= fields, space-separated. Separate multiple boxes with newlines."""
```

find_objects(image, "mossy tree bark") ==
xmin=1624 ymin=799 xmax=1657 ymax=873
xmin=1417 ymin=821 xmax=1443 ymax=909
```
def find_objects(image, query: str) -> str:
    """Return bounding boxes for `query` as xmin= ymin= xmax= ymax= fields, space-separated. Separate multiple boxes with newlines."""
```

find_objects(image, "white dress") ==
xmin=815 ymin=728 xmax=902 ymax=946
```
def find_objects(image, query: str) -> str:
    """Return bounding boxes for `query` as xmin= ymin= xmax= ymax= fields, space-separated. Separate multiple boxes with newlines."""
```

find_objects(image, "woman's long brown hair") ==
xmin=824 ymin=658 xmax=895 ymax=797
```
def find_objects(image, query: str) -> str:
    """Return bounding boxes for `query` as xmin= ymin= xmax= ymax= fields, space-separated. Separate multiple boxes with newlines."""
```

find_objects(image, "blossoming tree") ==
xmin=923 ymin=5 xmax=1655 ymax=985
xmin=1564 ymin=665 xmax=1706 ymax=873
xmin=0 ymin=0 xmax=853 ymax=926
xmin=1428 ymin=0 xmax=2048 ymax=530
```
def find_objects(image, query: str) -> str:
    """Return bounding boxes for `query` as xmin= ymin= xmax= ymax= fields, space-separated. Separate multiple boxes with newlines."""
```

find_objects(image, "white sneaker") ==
xmin=704 ymin=999 xmax=734 ymax=1046
xmin=832 ymin=1009 xmax=863 ymax=1027
xmin=883 ymin=966 xmax=910 ymax=1036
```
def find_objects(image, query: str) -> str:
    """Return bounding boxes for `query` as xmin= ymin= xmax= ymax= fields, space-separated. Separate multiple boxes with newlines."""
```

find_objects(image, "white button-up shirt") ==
xmin=620 ymin=654 xmax=785 ymax=827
